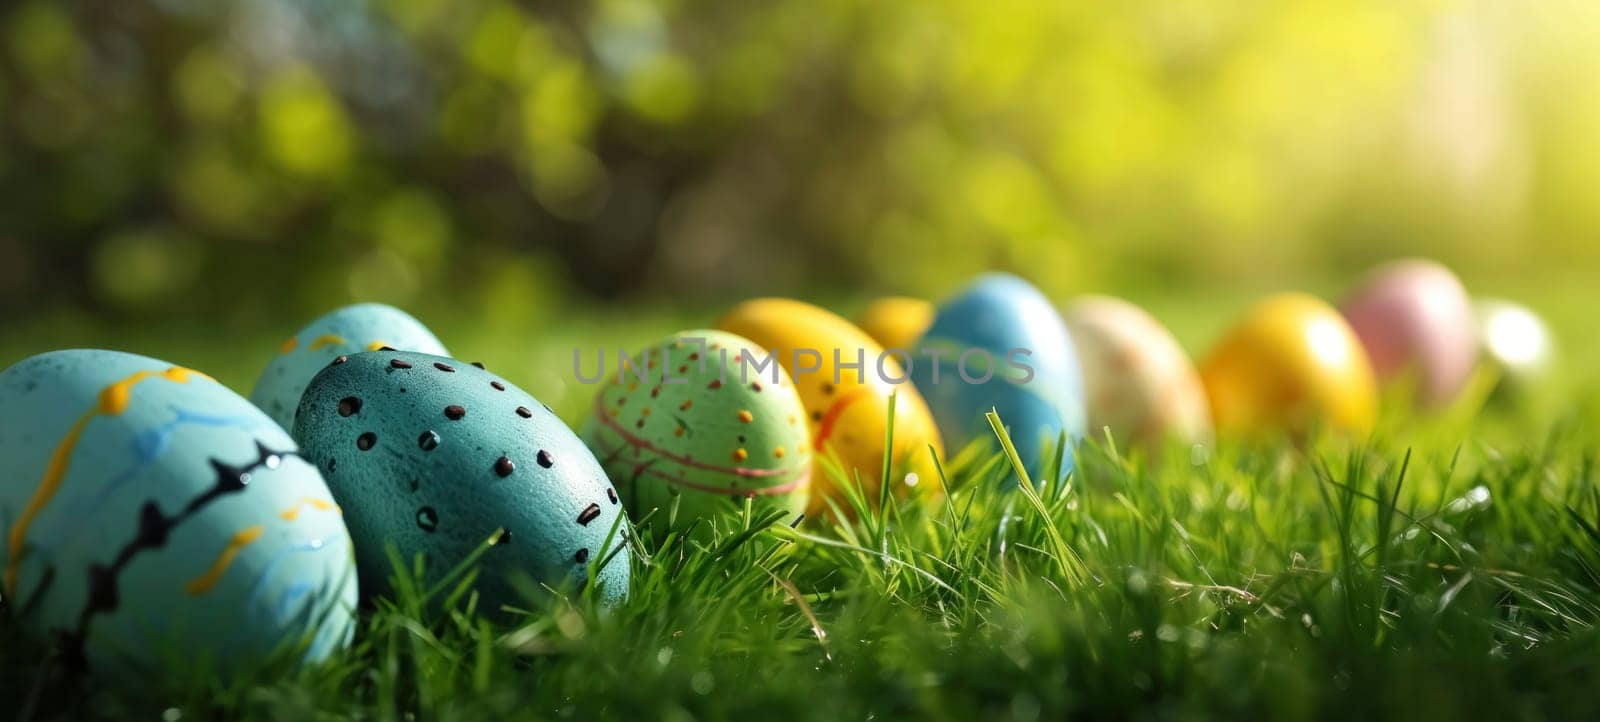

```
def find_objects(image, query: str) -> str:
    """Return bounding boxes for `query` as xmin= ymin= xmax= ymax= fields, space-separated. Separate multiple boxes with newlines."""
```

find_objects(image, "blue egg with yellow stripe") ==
xmin=912 ymin=274 xmax=1087 ymax=483
xmin=251 ymin=303 xmax=448 ymax=429
xmin=0 ymin=350 xmax=357 ymax=681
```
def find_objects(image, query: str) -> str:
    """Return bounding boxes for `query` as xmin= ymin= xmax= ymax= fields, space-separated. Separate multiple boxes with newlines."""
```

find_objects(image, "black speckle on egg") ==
xmin=338 ymin=396 xmax=362 ymax=417
xmin=537 ymin=450 xmax=553 ymax=468
xmin=416 ymin=506 xmax=438 ymax=532
xmin=332 ymin=355 xmax=349 ymax=366
xmin=516 ymin=406 xmax=533 ymax=418
xmin=577 ymin=503 xmax=602 ymax=526
xmin=607 ymin=487 xmax=618 ymax=505
xmin=444 ymin=405 xmax=466 ymax=420
xmin=434 ymin=362 xmax=456 ymax=372
xmin=391 ymin=359 xmax=413 ymax=370
xmin=491 ymin=381 xmax=506 ymax=391
xmin=811 ymin=410 xmax=824 ymax=422
xmin=574 ymin=548 xmax=589 ymax=563
xmin=357 ymin=432 xmax=377 ymax=451
xmin=327 ymin=457 xmax=337 ymax=472
xmin=495 ymin=456 xmax=515 ymax=477
xmin=380 ymin=345 xmax=398 ymax=351
xmin=495 ymin=529 xmax=513 ymax=545
xmin=471 ymin=361 xmax=486 ymax=369
xmin=418 ymin=430 xmax=441 ymax=451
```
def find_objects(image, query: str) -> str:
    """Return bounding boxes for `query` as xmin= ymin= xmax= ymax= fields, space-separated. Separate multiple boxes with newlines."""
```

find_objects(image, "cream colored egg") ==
xmin=1475 ymin=298 xmax=1555 ymax=402
xmin=1063 ymin=295 xmax=1211 ymax=448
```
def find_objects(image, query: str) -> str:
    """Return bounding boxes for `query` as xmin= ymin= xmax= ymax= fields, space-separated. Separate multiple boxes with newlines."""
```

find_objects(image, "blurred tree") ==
xmin=0 ymin=0 xmax=1596 ymax=323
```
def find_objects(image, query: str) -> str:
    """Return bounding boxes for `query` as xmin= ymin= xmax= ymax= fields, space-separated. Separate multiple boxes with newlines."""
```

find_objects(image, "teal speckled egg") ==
xmin=0 ymin=350 xmax=357 ymax=680
xmin=293 ymin=350 xmax=629 ymax=609
xmin=581 ymin=330 xmax=811 ymax=533
xmin=251 ymin=303 xmax=448 ymax=429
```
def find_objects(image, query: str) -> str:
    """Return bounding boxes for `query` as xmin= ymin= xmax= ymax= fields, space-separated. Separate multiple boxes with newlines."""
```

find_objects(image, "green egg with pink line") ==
xmin=581 ymin=330 xmax=811 ymax=532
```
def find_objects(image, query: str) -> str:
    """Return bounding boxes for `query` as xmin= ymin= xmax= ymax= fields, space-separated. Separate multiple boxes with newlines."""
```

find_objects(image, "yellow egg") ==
xmin=718 ymin=299 xmax=944 ymax=517
xmin=855 ymin=296 xmax=934 ymax=351
xmin=1200 ymin=293 xmax=1378 ymax=437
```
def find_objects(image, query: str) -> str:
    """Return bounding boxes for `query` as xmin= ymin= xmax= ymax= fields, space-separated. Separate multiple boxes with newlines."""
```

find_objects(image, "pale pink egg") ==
xmin=1338 ymin=259 xmax=1478 ymax=409
xmin=1063 ymin=295 xmax=1212 ymax=447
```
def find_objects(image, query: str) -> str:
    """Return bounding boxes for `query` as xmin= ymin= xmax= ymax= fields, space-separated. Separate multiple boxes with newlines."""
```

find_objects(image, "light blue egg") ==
xmin=0 ymin=350 xmax=357 ymax=680
xmin=911 ymin=274 xmax=1087 ymax=482
xmin=251 ymin=304 xmax=447 ymax=429
xmin=293 ymin=350 xmax=630 ymax=610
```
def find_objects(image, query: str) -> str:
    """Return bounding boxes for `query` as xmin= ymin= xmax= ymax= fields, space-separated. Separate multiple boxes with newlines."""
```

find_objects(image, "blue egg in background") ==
xmin=0 ymin=350 xmax=358 ymax=681
xmin=251 ymin=303 xmax=448 ymax=430
xmin=911 ymin=274 xmax=1087 ymax=482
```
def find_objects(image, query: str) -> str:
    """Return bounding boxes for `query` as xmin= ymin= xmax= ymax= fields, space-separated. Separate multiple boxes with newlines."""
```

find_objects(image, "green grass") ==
xmin=7 ymin=397 xmax=1600 ymax=720
xmin=2 ymin=286 xmax=1598 ymax=721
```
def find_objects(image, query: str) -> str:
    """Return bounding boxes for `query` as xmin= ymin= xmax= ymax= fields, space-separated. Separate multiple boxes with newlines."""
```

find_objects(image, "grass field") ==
xmin=2 ymin=279 xmax=1598 ymax=721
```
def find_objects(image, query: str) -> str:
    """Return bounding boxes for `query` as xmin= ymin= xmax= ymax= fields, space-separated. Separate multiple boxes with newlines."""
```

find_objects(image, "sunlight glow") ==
xmin=1305 ymin=319 xmax=1351 ymax=367
xmin=1485 ymin=306 xmax=1548 ymax=366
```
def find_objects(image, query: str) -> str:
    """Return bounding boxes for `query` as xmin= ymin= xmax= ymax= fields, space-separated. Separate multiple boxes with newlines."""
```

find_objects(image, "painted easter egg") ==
xmin=580 ymin=330 xmax=811 ymax=532
xmin=1062 ymin=295 xmax=1211 ymax=448
xmin=717 ymin=299 xmax=943 ymax=517
xmin=252 ymin=303 xmax=448 ymax=429
xmin=1475 ymin=298 xmax=1555 ymax=402
xmin=912 ymin=274 xmax=1086 ymax=481
xmin=0 ymin=350 xmax=357 ymax=680
xmin=1201 ymin=293 xmax=1378 ymax=437
xmin=855 ymin=297 xmax=934 ymax=352
xmin=1339 ymin=259 xmax=1477 ymax=408
xmin=293 ymin=350 xmax=629 ymax=609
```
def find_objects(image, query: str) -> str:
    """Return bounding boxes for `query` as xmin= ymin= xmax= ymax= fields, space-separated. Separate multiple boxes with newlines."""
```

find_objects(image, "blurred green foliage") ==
xmin=1 ymin=0 xmax=1598 ymax=324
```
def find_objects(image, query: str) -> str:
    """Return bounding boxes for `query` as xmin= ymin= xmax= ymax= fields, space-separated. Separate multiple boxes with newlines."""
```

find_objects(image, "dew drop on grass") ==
xmin=1126 ymin=569 xmax=1149 ymax=595
xmin=1446 ymin=484 xmax=1492 ymax=513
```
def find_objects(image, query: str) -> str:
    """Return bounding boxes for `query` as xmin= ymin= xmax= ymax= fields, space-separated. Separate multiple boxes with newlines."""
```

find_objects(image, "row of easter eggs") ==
xmin=0 ymin=307 xmax=630 ymax=682
xmin=0 ymin=292 xmax=1038 ymax=682
xmin=0 ymin=260 xmax=1553 ymax=683
xmin=860 ymin=260 xmax=1551 ymax=450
